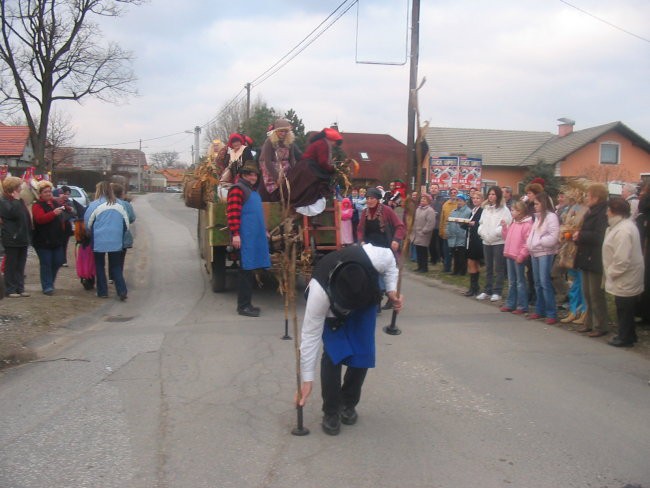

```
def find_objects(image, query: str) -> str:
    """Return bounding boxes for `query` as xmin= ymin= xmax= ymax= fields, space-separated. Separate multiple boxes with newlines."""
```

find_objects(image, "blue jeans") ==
xmin=567 ymin=269 xmax=585 ymax=314
xmin=95 ymin=251 xmax=127 ymax=298
xmin=505 ymin=258 xmax=528 ymax=311
xmin=35 ymin=246 xmax=65 ymax=292
xmin=531 ymin=254 xmax=557 ymax=318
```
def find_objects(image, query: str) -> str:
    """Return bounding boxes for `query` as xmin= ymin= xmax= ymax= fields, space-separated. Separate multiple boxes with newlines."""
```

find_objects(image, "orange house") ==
xmin=424 ymin=120 xmax=650 ymax=195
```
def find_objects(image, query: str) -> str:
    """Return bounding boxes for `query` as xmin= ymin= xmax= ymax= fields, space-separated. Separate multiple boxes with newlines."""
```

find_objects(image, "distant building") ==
xmin=0 ymin=123 xmax=34 ymax=169
xmin=424 ymin=120 xmax=650 ymax=194
xmin=53 ymin=147 xmax=147 ymax=192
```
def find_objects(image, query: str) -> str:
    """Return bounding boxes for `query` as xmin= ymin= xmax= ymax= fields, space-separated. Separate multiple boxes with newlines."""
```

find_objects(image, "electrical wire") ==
xmin=559 ymin=0 xmax=650 ymax=43
xmin=251 ymin=1 xmax=358 ymax=88
xmin=248 ymin=0 xmax=356 ymax=87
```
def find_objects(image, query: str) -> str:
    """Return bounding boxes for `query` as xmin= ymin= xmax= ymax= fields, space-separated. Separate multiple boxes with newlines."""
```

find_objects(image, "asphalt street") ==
xmin=0 ymin=193 xmax=648 ymax=488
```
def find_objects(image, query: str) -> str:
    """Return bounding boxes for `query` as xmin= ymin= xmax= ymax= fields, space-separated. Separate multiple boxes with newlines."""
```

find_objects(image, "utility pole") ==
xmin=138 ymin=138 xmax=142 ymax=193
xmin=406 ymin=0 xmax=420 ymax=191
xmin=193 ymin=126 xmax=201 ymax=165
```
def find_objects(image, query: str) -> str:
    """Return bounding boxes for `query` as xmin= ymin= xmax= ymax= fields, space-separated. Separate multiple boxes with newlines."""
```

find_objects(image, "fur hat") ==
xmin=238 ymin=160 xmax=259 ymax=175
xmin=366 ymin=188 xmax=382 ymax=200
xmin=273 ymin=119 xmax=292 ymax=131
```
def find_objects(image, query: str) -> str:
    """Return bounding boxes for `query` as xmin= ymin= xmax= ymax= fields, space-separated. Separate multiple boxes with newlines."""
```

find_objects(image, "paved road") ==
xmin=0 ymin=193 xmax=648 ymax=488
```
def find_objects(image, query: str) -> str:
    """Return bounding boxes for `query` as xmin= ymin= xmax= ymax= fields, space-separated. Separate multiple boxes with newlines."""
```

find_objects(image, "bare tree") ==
xmin=0 ymin=0 xmax=141 ymax=170
xmin=150 ymin=151 xmax=180 ymax=168
xmin=46 ymin=109 xmax=76 ymax=174
xmin=204 ymin=98 xmax=247 ymax=147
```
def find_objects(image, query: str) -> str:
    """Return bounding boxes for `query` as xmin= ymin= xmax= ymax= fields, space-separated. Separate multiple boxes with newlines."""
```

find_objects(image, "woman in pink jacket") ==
xmin=526 ymin=192 xmax=561 ymax=324
xmin=500 ymin=201 xmax=533 ymax=314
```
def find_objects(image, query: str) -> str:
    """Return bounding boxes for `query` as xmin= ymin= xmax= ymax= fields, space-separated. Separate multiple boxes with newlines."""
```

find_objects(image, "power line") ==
xmin=559 ymin=0 xmax=650 ymax=43
xmin=251 ymin=1 xmax=358 ymax=88
xmin=76 ymin=2 xmax=359 ymax=148
xmin=248 ymin=0 xmax=356 ymax=87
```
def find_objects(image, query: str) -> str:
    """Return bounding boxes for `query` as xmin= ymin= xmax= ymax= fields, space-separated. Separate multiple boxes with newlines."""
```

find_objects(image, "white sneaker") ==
xmin=476 ymin=293 xmax=488 ymax=300
xmin=490 ymin=294 xmax=502 ymax=302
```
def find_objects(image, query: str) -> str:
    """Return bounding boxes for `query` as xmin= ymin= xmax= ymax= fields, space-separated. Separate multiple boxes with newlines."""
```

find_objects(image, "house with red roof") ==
xmin=337 ymin=130 xmax=407 ymax=188
xmin=424 ymin=119 xmax=650 ymax=194
xmin=0 ymin=123 xmax=34 ymax=170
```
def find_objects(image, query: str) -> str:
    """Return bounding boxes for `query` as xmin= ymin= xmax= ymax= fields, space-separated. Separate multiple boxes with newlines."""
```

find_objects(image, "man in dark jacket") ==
xmin=574 ymin=183 xmax=609 ymax=337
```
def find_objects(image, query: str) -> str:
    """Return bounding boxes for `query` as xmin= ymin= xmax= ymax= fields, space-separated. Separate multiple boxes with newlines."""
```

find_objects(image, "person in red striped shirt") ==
xmin=226 ymin=161 xmax=271 ymax=317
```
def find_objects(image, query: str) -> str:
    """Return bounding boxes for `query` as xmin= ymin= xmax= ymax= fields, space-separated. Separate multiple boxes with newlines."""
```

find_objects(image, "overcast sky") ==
xmin=64 ymin=0 xmax=650 ymax=164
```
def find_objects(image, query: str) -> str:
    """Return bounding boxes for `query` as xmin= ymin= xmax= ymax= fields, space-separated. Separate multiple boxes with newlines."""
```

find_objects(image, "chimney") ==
xmin=557 ymin=117 xmax=575 ymax=137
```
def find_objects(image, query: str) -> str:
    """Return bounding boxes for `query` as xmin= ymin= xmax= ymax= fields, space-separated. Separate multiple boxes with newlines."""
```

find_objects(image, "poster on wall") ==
xmin=429 ymin=155 xmax=459 ymax=189
xmin=458 ymin=156 xmax=482 ymax=190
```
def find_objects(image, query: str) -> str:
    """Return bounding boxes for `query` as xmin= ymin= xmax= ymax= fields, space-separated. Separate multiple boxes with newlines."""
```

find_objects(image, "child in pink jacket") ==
xmin=500 ymin=201 xmax=533 ymax=314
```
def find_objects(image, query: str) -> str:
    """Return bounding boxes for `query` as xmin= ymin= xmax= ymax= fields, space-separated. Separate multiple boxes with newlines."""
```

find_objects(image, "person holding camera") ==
xmin=295 ymin=243 xmax=402 ymax=435
xmin=32 ymin=181 xmax=68 ymax=295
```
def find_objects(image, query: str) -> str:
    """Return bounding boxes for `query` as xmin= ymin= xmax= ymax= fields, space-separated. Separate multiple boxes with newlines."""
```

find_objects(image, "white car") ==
xmin=166 ymin=186 xmax=182 ymax=193
xmin=57 ymin=185 xmax=90 ymax=207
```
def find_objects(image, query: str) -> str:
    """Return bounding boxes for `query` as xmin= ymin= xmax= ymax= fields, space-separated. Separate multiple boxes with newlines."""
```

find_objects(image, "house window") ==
xmin=600 ymin=142 xmax=620 ymax=165
xmin=359 ymin=152 xmax=370 ymax=161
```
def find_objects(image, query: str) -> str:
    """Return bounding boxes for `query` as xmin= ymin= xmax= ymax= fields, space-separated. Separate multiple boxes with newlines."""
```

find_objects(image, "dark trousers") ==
xmin=615 ymin=295 xmax=638 ymax=343
xmin=320 ymin=351 xmax=368 ymax=416
xmin=237 ymin=268 xmax=254 ymax=309
xmin=582 ymin=270 xmax=608 ymax=333
xmin=95 ymin=251 xmax=127 ymax=298
xmin=441 ymin=238 xmax=452 ymax=272
xmin=4 ymin=246 xmax=28 ymax=294
xmin=415 ymin=245 xmax=429 ymax=271
xmin=483 ymin=244 xmax=505 ymax=295
xmin=452 ymin=246 xmax=467 ymax=275
xmin=429 ymin=229 xmax=441 ymax=264
xmin=62 ymin=235 xmax=71 ymax=264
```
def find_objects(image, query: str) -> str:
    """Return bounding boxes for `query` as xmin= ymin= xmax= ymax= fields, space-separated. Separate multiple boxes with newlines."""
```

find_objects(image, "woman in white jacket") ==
xmin=526 ymin=192 xmax=560 ymax=324
xmin=602 ymin=197 xmax=644 ymax=347
xmin=477 ymin=186 xmax=512 ymax=301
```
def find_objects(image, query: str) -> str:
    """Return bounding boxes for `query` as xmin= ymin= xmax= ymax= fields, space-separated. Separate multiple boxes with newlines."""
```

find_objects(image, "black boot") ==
xmin=464 ymin=272 xmax=479 ymax=296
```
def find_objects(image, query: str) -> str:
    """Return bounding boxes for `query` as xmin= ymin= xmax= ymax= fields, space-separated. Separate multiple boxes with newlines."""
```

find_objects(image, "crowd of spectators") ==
xmin=343 ymin=178 xmax=648 ymax=349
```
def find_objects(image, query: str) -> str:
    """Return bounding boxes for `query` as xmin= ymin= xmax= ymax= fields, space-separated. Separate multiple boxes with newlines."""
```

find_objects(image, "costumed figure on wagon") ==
xmin=283 ymin=128 xmax=344 ymax=216
xmin=257 ymin=119 xmax=300 ymax=202
xmin=226 ymin=161 xmax=271 ymax=317
xmin=295 ymin=243 xmax=403 ymax=435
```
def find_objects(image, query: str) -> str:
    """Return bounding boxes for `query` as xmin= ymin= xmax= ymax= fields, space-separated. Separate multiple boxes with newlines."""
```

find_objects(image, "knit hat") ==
xmin=366 ymin=188 xmax=382 ymax=200
xmin=324 ymin=128 xmax=343 ymax=142
xmin=227 ymin=133 xmax=244 ymax=147
xmin=238 ymin=160 xmax=259 ymax=175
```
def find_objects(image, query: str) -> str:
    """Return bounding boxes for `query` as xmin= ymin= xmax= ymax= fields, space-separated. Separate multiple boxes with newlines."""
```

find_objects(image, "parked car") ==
xmin=166 ymin=186 xmax=182 ymax=193
xmin=57 ymin=185 xmax=90 ymax=207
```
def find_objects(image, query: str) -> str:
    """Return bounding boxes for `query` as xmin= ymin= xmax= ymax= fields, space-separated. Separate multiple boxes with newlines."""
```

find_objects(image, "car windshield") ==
xmin=70 ymin=189 xmax=82 ymax=198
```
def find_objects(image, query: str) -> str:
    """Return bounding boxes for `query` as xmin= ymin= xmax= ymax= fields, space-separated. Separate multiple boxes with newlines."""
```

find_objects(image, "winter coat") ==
xmin=575 ymin=201 xmax=608 ymax=273
xmin=118 ymin=198 xmax=136 ymax=248
xmin=446 ymin=205 xmax=472 ymax=248
xmin=410 ymin=205 xmax=436 ymax=246
xmin=503 ymin=216 xmax=533 ymax=262
xmin=0 ymin=195 xmax=31 ymax=247
xmin=602 ymin=215 xmax=644 ymax=297
xmin=85 ymin=197 xmax=130 ymax=253
xmin=478 ymin=203 xmax=512 ymax=246
xmin=438 ymin=198 xmax=457 ymax=239
xmin=526 ymin=212 xmax=560 ymax=257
